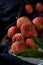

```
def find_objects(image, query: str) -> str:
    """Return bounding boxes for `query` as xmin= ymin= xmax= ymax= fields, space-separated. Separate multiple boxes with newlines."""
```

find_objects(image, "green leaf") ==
xmin=17 ymin=49 xmax=43 ymax=59
xmin=32 ymin=37 xmax=43 ymax=49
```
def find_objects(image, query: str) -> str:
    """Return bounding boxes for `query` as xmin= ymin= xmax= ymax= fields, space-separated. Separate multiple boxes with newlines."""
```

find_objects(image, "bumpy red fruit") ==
xmin=17 ymin=16 xmax=31 ymax=29
xmin=11 ymin=41 xmax=28 ymax=54
xmin=12 ymin=33 xmax=24 ymax=42
xmin=21 ymin=23 xmax=37 ymax=38
xmin=7 ymin=26 xmax=19 ymax=38
xmin=32 ymin=17 xmax=43 ymax=30
xmin=26 ymin=38 xmax=38 ymax=49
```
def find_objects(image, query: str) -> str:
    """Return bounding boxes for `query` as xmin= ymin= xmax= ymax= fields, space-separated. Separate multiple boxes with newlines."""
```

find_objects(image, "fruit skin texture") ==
xmin=26 ymin=38 xmax=38 ymax=49
xmin=25 ymin=4 xmax=33 ymax=14
xmin=11 ymin=41 xmax=28 ymax=54
xmin=32 ymin=29 xmax=38 ymax=37
xmin=12 ymin=33 xmax=24 ymax=42
xmin=17 ymin=16 xmax=31 ymax=29
xmin=7 ymin=26 xmax=19 ymax=38
xmin=21 ymin=23 xmax=38 ymax=38
xmin=32 ymin=17 xmax=43 ymax=30
xmin=35 ymin=3 xmax=43 ymax=12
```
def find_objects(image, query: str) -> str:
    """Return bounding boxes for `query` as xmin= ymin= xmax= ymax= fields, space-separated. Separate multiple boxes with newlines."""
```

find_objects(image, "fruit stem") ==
xmin=28 ymin=27 xmax=32 ymax=30
xmin=16 ymin=2 xmax=24 ymax=20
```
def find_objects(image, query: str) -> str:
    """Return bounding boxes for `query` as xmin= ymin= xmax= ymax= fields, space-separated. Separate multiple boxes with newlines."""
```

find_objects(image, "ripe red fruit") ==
xmin=32 ymin=17 xmax=43 ymax=30
xmin=12 ymin=33 xmax=24 ymax=42
xmin=17 ymin=16 xmax=31 ymax=29
xmin=35 ymin=2 xmax=43 ymax=12
xmin=32 ymin=28 xmax=38 ymax=37
xmin=25 ymin=4 xmax=33 ymax=14
xmin=11 ymin=41 xmax=28 ymax=54
xmin=32 ymin=31 xmax=38 ymax=37
xmin=7 ymin=26 xmax=19 ymax=38
xmin=21 ymin=23 xmax=37 ymax=38
xmin=26 ymin=38 xmax=38 ymax=49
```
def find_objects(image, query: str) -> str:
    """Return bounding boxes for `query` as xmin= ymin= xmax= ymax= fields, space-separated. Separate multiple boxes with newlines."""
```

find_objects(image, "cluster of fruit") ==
xmin=7 ymin=16 xmax=43 ymax=54
xmin=25 ymin=2 xmax=43 ymax=14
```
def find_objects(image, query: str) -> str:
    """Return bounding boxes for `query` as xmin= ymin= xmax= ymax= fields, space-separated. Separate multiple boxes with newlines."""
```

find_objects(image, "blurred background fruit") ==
xmin=35 ymin=2 xmax=43 ymax=12
xmin=25 ymin=4 xmax=33 ymax=14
